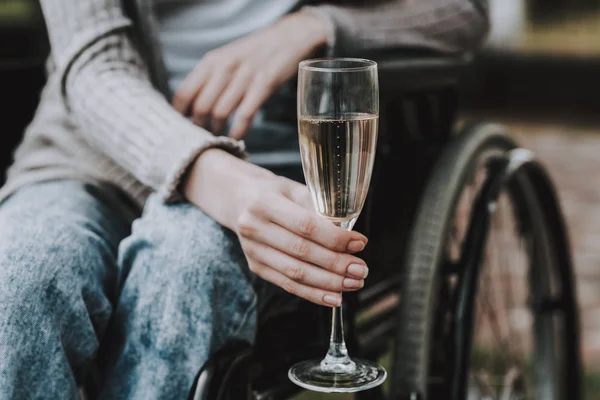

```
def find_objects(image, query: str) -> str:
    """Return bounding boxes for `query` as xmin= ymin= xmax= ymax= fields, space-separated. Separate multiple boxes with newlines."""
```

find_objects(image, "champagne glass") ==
xmin=288 ymin=58 xmax=386 ymax=392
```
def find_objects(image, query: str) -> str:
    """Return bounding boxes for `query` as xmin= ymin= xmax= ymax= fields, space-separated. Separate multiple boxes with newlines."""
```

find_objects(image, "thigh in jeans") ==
xmin=99 ymin=194 xmax=257 ymax=399
xmin=0 ymin=180 xmax=137 ymax=399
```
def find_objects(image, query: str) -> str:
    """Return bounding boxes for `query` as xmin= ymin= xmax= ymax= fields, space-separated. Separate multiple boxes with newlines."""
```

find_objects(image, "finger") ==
xmin=256 ymin=194 xmax=368 ymax=253
xmin=279 ymin=181 xmax=368 ymax=251
xmin=228 ymin=75 xmax=274 ymax=140
xmin=172 ymin=64 xmax=211 ymax=115
xmin=248 ymin=259 xmax=343 ymax=307
xmin=244 ymin=239 xmax=363 ymax=292
xmin=210 ymin=67 xmax=252 ymax=134
xmin=192 ymin=69 xmax=232 ymax=128
xmin=239 ymin=215 xmax=368 ymax=279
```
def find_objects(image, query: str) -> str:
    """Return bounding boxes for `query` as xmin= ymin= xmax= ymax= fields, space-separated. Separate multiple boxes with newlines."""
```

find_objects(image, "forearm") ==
xmin=40 ymin=0 xmax=246 ymax=202
xmin=303 ymin=0 xmax=490 ymax=55
xmin=66 ymin=34 xmax=245 ymax=201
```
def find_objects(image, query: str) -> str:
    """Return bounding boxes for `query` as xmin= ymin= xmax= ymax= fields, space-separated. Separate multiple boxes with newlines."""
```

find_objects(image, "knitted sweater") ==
xmin=0 ymin=0 xmax=489 ymax=207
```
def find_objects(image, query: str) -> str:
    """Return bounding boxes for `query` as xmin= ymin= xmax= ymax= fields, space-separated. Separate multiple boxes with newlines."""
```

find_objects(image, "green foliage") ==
xmin=0 ymin=0 xmax=42 ymax=25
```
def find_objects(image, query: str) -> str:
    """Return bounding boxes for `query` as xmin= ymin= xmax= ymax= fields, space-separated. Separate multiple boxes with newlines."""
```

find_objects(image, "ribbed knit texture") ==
xmin=0 ymin=0 xmax=489 ymax=208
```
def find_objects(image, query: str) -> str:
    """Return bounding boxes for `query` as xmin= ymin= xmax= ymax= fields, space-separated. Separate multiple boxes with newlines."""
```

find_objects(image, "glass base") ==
xmin=288 ymin=358 xmax=387 ymax=393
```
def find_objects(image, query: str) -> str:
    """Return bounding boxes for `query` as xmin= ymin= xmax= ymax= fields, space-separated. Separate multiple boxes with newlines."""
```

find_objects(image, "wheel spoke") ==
xmin=496 ymin=195 xmax=526 ymax=363
xmin=512 ymin=229 xmax=529 ymax=362
xmin=479 ymin=265 xmax=513 ymax=367
xmin=483 ymin=246 xmax=514 ymax=364
xmin=488 ymin=205 xmax=514 ymax=361
xmin=472 ymin=189 xmax=542 ymax=399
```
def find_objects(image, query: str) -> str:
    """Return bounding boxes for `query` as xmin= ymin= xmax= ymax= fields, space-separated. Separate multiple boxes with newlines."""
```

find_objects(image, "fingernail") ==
xmin=343 ymin=278 xmax=363 ymax=289
xmin=355 ymin=232 xmax=368 ymax=242
xmin=347 ymin=264 xmax=369 ymax=279
xmin=323 ymin=294 xmax=342 ymax=307
xmin=347 ymin=240 xmax=366 ymax=253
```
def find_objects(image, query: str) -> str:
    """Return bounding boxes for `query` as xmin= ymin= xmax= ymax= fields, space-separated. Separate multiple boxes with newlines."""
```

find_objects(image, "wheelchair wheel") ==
xmin=392 ymin=123 xmax=581 ymax=400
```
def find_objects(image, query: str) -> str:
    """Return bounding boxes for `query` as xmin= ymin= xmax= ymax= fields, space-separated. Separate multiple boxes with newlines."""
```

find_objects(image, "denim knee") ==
xmin=0 ymin=216 xmax=114 ymax=333
xmin=117 ymin=194 xmax=257 ymax=346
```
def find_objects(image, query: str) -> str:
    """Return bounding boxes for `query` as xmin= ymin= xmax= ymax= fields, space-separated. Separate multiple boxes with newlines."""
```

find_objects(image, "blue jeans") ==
xmin=0 ymin=180 xmax=258 ymax=399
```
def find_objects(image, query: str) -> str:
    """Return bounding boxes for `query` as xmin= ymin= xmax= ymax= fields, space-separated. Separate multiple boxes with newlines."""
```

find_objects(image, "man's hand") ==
xmin=172 ymin=11 xmax=327 ymax=139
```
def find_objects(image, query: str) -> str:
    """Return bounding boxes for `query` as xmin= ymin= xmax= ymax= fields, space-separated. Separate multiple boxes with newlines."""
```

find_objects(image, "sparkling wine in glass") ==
xmin=288 ymin=58 xmax=386 ymax=392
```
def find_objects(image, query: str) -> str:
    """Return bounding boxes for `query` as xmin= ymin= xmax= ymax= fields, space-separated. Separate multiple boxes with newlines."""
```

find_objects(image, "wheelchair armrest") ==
xmin=371 ymin=50 xmax=473 ymax=93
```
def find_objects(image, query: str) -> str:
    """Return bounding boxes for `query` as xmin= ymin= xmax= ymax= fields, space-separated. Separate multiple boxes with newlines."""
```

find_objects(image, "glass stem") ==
xmin=329 ymin=303 xmax=349 ymax=358
xmin=319 ymin=220 xmax=356 ymax=371
xmin=320 ymin=301 xmax=355 ymax=371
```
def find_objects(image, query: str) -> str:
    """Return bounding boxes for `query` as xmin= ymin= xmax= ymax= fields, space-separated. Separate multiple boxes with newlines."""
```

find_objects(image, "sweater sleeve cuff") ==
xmin=149 ymin=120 xmax=248 ymax=203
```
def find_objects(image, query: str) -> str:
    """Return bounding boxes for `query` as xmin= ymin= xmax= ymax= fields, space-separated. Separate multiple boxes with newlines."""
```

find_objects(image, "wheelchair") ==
xmin=2 ymin=22 xmax=581 ymax=400
xmin=185 ymin=53 xmax=583 ymax=400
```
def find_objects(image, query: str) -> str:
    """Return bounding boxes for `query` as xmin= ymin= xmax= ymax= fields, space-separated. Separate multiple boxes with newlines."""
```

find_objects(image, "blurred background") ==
xmin=3 ymin=0 xmax=600 ymax=398
xmin=466 ymin=4 xmax=600 ymax=398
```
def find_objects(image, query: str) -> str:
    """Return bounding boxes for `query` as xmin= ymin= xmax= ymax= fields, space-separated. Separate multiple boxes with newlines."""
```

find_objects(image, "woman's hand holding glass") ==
xmin=235 ymin=175 xmax=369 ymax=307
xmin=183 ymin=151 xmax=368 ymax=308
